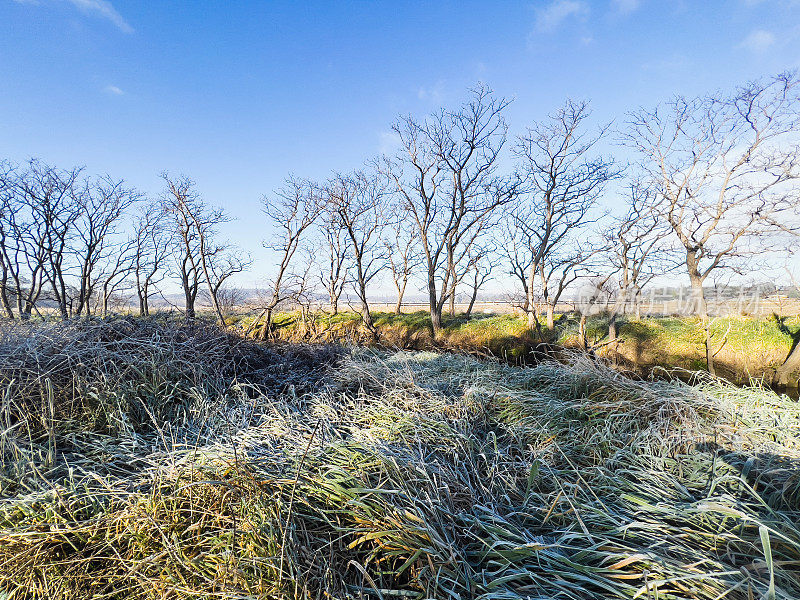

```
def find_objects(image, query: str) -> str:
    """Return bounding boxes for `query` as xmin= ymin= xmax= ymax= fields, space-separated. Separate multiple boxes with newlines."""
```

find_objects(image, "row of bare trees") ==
xmin=260 ymin=73 xmax=800 ymax=337
xmin=2 ymin=72 xmax=798 ymax=336
xmin=0 ymin=163 xmax=248 ymax=324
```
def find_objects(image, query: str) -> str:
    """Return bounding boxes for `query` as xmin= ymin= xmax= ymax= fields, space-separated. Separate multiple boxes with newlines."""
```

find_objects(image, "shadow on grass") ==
xmin=259 ymin=311 xmax=800 ymax=392
xmin=619 ymin=319 xmax=661 ymax=366
xmin=695 ymin=442 xmax=800 ymax=511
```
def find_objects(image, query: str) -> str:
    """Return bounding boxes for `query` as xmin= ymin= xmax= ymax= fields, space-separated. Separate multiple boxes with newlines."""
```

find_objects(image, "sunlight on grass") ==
xmin=246 ymin=310 xmax=799 ymax=382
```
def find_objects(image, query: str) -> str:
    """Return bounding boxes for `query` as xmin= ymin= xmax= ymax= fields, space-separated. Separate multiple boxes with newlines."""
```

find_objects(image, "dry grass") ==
xmin=1 ymin=317 xmax=799 ymax=599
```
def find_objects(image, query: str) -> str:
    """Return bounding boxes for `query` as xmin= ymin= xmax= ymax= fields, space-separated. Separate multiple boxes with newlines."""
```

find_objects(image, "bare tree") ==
xmin=317 ymin=205 xmax=349 ymax=315
xmin=512 ymin=99 xmax=617 ymax=333
xmin=73 ymin=175 xmax=141 ymax=317
xmin=387 ymin=84 xmax=516 ymax=333
xmin=547 ymin=247 xmax=603 ymax=333
xmin=162 ymin=174 xmax=204 ymax=320
xmin=202 ymin=285 xmax=247 ymax=317
xmin=162 ymin=173 xmax=245 ymax=325
xmin=624 ymin=72 xmax=800 ymax=317
xmin=327 ymin=169 xmax=388 ymax=337
xmin=292 ymin=251 xmax=319 ymax=337
xmin=0 ymin=161 xmax=17 ymax=319
xmin=133 ymin=202 xmax=171 ymax=316
xmin=201 ymin=248 xmax=250 ymax=324
xmin=603 ymin=184 xmax=674 ymax=339
xmin=499 ymin=216 xmax=532 ymax=314
xmin=185 ymin=203 xmax=246 ymax=326
xmin=463 ymin=243 xmax=499 ymax=319
xmin=384 ymin=216 xmax=421 ymax=314
xmin=99 ymin=236 xmax=137 ymax=317
xmin=445 ymin=221 xmax=490 ymax=318
xmin=0 ymin=165 xmax=47 ymax=320
xmin=10 ymin=160 xmax=84 ymax=319
xmin=260 ymin=177 xmax=323 ymax=336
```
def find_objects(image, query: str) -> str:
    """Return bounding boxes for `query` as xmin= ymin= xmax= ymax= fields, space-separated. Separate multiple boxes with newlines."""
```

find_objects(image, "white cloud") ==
xmin=14 ymin=0 xmax=133 ymax=33
xmin=739 ymin=29 xmax=776 ymax=53
xmin=66 ymin=0 xmax=133 ymax=33
xmin=103 ymin=84 xmax=124 ymax=95
xmin=612 ymin=0 xmax=641 ymax=14
xmin=535 ymin=0 xmax=589 ymax=33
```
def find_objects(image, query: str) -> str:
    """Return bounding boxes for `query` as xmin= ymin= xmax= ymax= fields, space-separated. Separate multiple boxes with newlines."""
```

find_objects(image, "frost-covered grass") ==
xmin=1 ymin=318 xmax=799 ymax=599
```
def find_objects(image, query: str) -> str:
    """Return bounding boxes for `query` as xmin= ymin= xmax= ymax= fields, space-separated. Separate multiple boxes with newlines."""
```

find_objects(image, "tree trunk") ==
xmin=138 ymin=288 xmax=149 ymax=316
xmin=546 ymin=304 xmax=555 ymax=330
xmin=634 ymin=289 xmax=642 ymax=320
xmin=57 ymin=297 xmax=69 ymax=319
xmin=394 ymin=282 xmax=406 ymax=315
xmin=526 ymin=302 xmax=543 ymax=340
xmin=431 ymin=304 xmax=442 ymax=332
xmin=466 ymin=285 xmax=478 ymax=320
xmin=0 ymin=285 xmax=13 ymax=319
xmin=185 ymin=290 xmax=196 ymax=320
xmin=261 ymin=307 xmax=274 ymax=340
xmin=526 ymin=304 xmax=536 ymax=330
xmin=526 ymin=267 xmax=536 ymax=333
xmin=579 ymin=314 xmax=588 ymax=349
xmin=360 ymin=297 xmax=376 ymax=338
xmin=354 ymin=261 xmax=377 ymax=339
xmin=15 ymin=290 xmax=24 ymax=321
xmin=691 ymin=277 xmax=707 ymax=318
xmin=210 ymin=289 xmax=226 ymax=327
xmin=686 ymin=250 xmax=708 ymax=318
xmin=51 ymin=272 xmax=69 ymax=319
xmin=775 ymin=343 xmax=800 ymax=387
xmin=703 ymin=318 xmax=716 ymax=376
xmin=609 ymin=289 xmax=625 ymax=342
xmin=428 ymin=271 xmax=442 ymax=334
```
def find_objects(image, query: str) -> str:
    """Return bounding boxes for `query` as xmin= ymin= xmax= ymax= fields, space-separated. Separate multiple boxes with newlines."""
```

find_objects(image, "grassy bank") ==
xmin=236 ymin=310 xmax=800 ymax=384
xmin=1 ymin=317 xmax=799 ymax=598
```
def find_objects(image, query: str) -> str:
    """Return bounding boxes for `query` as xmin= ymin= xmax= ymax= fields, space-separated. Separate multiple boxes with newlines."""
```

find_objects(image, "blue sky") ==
xmin=2 ymin=0 xmax=799 ymax=287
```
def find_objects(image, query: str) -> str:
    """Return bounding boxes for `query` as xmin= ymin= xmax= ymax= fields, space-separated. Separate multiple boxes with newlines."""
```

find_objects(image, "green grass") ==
xmin=242 ymin=310 xmax=800 ymax=382
xmin=1 ymin=317 xmax=799 ymax=599
xmin=604 ymin=315 xmax=800 ymax=379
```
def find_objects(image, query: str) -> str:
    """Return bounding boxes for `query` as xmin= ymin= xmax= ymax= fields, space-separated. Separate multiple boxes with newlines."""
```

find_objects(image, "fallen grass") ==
xmin=1 ymin=317 xmax=799 ymax=599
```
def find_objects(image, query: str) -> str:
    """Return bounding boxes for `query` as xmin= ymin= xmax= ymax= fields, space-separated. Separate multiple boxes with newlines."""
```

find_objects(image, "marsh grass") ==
xmin=1 ymin=318 xmax=799 ymax=599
